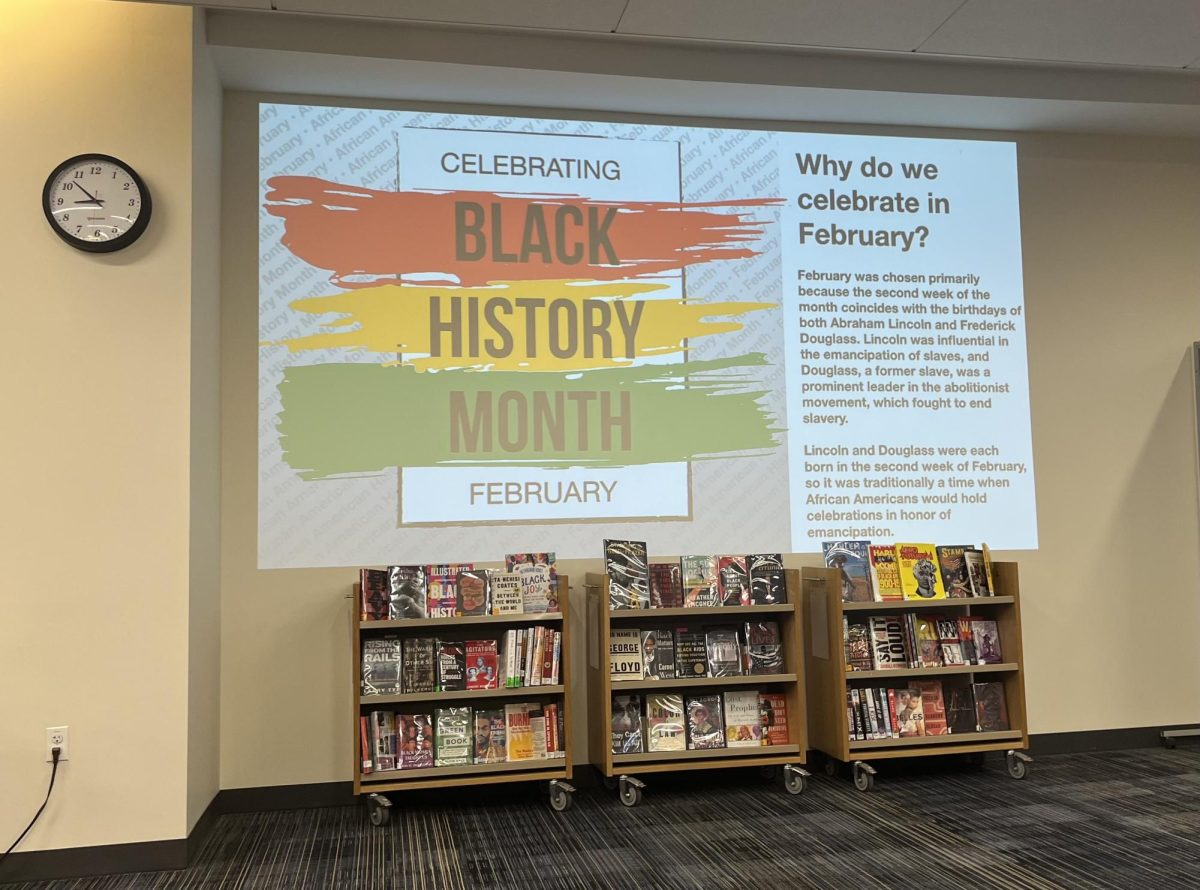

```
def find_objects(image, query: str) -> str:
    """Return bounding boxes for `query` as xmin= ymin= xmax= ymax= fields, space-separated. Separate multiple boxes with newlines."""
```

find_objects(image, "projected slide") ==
xmin=259 ymin=103 xmax=1036 ymax=568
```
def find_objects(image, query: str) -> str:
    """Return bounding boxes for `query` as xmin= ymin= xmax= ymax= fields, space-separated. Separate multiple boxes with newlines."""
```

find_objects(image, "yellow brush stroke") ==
xmin=263 ymin=279 xmax=775 ymax=372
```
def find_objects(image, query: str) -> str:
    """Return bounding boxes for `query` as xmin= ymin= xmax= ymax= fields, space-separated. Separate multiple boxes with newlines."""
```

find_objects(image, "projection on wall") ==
xmin=259 ymin=102 xmax=1036 ymax=568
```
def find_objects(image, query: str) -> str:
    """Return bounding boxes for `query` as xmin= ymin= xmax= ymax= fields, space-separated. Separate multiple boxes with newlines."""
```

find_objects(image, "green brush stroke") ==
xmin=277 ymin=355 xmax=781 ymax=479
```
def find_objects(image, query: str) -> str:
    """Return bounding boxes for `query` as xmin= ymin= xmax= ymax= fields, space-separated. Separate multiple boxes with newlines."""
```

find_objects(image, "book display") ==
xmin=586 ymin=562 xmax=809 ymax=807
xmin=803 ymin=558 xmax=1031 ymax=791
xmin=353 ymin=565 xmax=574 ymax=823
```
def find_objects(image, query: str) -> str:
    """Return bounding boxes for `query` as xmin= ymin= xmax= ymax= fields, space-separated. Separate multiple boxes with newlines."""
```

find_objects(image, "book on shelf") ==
xmin=971 ymin=618 xmax=1003 ymax=664
xmin=957 ymin=617 xmax=978 ymax=664
xmin=914 ymin=616 xmax=944 ymax=668
xmin=362 ymin=635 xmax=403 ymax=696
xmin=936 ymin=618 xmax=965 ymax=665
xmin=935 ymin=546 xmax=973 ymax=598
xmin=685 ymin=694 xmax=725 ymax=750
xmin=505 ymin=551 xmax=559 ymax=613
xmin=747 ymin=554 xmax=786 ymax=605
xmin=604 ymin=539 xmax=650 ymax=610
xmin=723 ymin=690 xmax=763 ymax=747
xmin=867 ymin=545 xmax=903 ymax=601
xmin=913 ymin=680 xmax=948 ymax=736
xmin=645 ymin=693 xmax=686 ymax=752
xmin=456 ymin=569 xmax=491 ymax=617
xmin=436 ymin=641 xmax=466 ymax=692
xmin=895 ymin=543 xmax=945 ymax=600
xmin=973 ymin=682 xmax=1009 ymax=731
xmin=529 ymin=705 xmax=549 ymax=760
xmin=649 ymin=562 xmax=684 ymax=608
xmin=641 ymin=629 xmax=676 ymax=680
xmin=895 ymin=687 xmax=926 ymax=737
xmin=944 ymin=677 xmax=977 ymax=734
xmin=433 ymin=707 xmax=472 ymax=766
xmin=964 ymin=548 xmax=993 ymax=597
xmin=397 ymin=714 xmax=434 ymax=769
xmin=845 ymin=620 xmax=873 ymax=671
xmin=681 ymin=555 xmax=719 ymax=607
xmin=425 ymin=564 xmax=471 ymax=618
xmin=370 ymin=711 xmax=397 ymax=771
xmin=744 ymin=620 xmax=783 ymax=675
xmin=705 ymin=627 xmax=743 ymax=677
xmin=402 ymin=638 xmax=437 ymax=694
xmin=717 ymin=555 xmax=751 ymax=606
xmin=360 ymin=569 xmax=391 ymax=621
xmin=359 ymin=716 xmax=373 ymax=774
xmin=674 ymin=627 xmax=709 ymax=678
xmin=609 ymin=628 xmax=644 ymax=680
xmin=474 ymin=708 xmax=506 ymax=764
xmin=464 ymin=639 xmax=499 ymax=690
xmin=388 ymin=565 xmax=428 ymax=619
xmin=504 ymin=703 xmax=535 ymax=761
xmin=867 ymin=615 xmax=908 ymax=671
xmin=823 ymin=541 xmax=874 ymax=603
xmin=611 ymin=694 xmax=644 ymax=754
xmin=490 ymin=571 xmax=524 ymax=615
xmin=759 ymin=692 xmax=789 ymax=745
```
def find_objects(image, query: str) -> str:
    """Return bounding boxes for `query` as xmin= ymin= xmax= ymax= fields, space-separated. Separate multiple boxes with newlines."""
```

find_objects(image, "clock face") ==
xmin=42 ymin=154 xmax=152 ymax=252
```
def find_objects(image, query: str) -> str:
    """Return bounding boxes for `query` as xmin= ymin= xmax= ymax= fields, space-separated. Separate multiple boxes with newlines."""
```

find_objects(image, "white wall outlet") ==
xmin=46 ymin=726 xmax=69 ymax=762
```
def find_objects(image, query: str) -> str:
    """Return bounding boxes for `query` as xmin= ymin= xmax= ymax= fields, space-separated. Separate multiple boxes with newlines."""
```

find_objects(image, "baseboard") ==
xmin=1029 ymin=724 xmax=1200 ymax=755
xmin=214 ymin=781 xmax=355 ymax=813
xmin=0 ymin=839 xmax=186 ymax=884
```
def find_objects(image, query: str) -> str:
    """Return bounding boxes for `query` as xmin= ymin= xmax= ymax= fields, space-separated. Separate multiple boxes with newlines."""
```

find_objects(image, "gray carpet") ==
xmin=6 ymin=748 xmax=1200 ymax=889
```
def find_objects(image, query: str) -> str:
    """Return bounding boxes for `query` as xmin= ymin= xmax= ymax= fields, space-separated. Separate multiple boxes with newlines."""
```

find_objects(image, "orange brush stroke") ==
xmin=264 ymin=176 xmax=781 ymax=288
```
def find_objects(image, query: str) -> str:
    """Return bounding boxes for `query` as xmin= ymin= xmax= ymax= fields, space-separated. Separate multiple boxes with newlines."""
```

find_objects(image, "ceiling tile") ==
xmin=617 ymin=0 xmax=964 ymax=51
xmin=919 ymin=0 xmax=1200 ymax=68
xmin=272 ymin=0 xmax=627 ymax=32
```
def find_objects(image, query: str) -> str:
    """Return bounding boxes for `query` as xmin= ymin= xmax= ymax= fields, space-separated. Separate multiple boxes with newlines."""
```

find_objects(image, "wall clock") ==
xmin=42 ymin=154 xmax=152 ymax=253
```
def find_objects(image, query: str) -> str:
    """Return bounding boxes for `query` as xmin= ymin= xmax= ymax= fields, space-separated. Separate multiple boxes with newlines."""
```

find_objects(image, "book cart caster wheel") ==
xmin=853 ymin=762 xmax=876 ymax=792
xmin=367 ymin=794 xmax=392 ymax=827
xmin=618 ymin=775 xmax=644 ymax=808
xmin=549 ymin=780 xmax=575 ymax=812
xmin=783 ymin=764 xmax=809 ymax=796
xmin=602 ymin=775 xmax=619 ymax=791
xmin=1006 ymin=750 xmax=1031 ymax=780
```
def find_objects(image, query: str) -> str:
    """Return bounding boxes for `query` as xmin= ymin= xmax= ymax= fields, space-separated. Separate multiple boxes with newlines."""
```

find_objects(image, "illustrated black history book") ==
xmin=425 ymin=563 xmax=472 ymax=618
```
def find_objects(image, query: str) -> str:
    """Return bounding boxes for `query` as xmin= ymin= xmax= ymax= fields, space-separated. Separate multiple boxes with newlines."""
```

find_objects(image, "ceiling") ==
xmin=149 ymin=0 xmax=1200 ymax=69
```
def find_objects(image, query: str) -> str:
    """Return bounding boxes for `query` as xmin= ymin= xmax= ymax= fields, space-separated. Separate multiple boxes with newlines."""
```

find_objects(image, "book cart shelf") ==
xmin=585 ymin=570 xmax=810 ymax=807
xmin=803 ymin=562 xmax=1031 ymax=792
xmin=352 ymin=576 xmax=575 ymax=824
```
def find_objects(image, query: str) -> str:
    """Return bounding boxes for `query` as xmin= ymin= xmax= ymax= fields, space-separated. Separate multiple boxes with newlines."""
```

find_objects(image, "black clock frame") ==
xmin=42 ymin=153 xmax=152 ymax=253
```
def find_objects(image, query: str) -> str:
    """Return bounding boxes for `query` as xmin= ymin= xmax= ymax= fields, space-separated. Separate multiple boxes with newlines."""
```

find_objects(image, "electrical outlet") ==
xmin=46 ymin=726 xmax=69 ymax=762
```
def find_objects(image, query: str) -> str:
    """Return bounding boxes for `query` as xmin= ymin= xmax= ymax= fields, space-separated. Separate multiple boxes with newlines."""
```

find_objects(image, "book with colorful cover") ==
xmin=717 ymin=555 xmax=751 ymax=606
xmin=964 ymin=548 xmax=993 ymax=597
xmin=490 ymin=571 xmax=524 ymax=615
xmin=370 ymin=710 xmax=397 ymax=771
xmin=894 ymin=687 xmax=926 ymax=737
xmin=397 ymin=714 xmax=434 ymax=769
xmin=424 ymin=563 xmax=471 ymax=618
xmin=681 ymin=555 xmax=719 ymax=607
xmin=823 ymin=541 xmax=873 ymax=602
xmin=973 ymin=682 xmax=1009 ymax=731
xmin=361 ymin=635 xmax=402 ymax=696
xmin=867 ymin=546 xmax=903 ymax=601
xmin=464 ymin=639 xmax=499 ymax=689
xmin=641 ymin=629 xmax=676 ymax=680
xmin=436 ymin=640 xmax=465 ymax=691
xmin=609 ymin=628 xmax=644 ymax=680
xmin=867 ymin=616 xmax=908 ymax=670
xmin=936 ymin=546 xmax=973 ymax=598
xmin=744 ymin=621 xmax=783 ymax=675
xmin=674 ymin=627 xmax=708 ymax=678
xmin=611 ymin=694 xmax=644 ymax=754
xmin=434 ymin=707 xmax=472 ymax=766
xmin=759 ymin=692 xmax=789 ymax=745
xmin=387 ymin=565 xmax=428 ymax=619
xmin=895 ymin=544 xmax=945 ymax=600
xmin=845 ymin=620 xmax=873 ymax=671
xmin=957 ymin=617 xmax=978 ymax=664
xmin=649 ymin=562 xmax=684 ymax=608
xmin=971 ymin=619 xmax=1003 ymax=664
xmin=360 ymin=716 xmax=372 ymax=774
xmin=914 ymin=680 xmax=948 ymax=736
xmin=473 ymin=708 xmax=506 ymax=764
xmin=456 ymin=569 xmax=491 ymax=617
xmin=747 ymin=554 xmax=786 ymax=604
xmin=722 ymin=690 xmax=762 ymax=747
xmin=504 ymin=703 xmax=534 ymax=761
xmin=401 ymin=637 xmax=437 ymax=693
xmin=685 ymin=694 xmax=725 ymax=750
xmin=505 ymin=552 xmax=559 ymax=613
xmin=944 ymin=678 xmax=977 ymax=734
xmin=604 ymin=540 xmax=650 ymax=610
xmin=645 ymin=693 xmax=686 ymax=752
xmin=360 ymin=568 xmax=390 ymax=621
xmin=914 ymin=616 xmax=944 ymax=668
xmin=705 ymin=627 xmax=743 ymax=677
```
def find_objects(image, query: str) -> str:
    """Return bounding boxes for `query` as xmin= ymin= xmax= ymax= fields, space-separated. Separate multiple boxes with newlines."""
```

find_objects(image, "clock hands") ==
xmin=72 ymin=182 xmax=104 ymax=206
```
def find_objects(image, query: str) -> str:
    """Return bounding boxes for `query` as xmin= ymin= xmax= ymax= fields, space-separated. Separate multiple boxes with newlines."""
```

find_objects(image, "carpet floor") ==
xmin=6 ymin=747 xmax=1200 ymax=889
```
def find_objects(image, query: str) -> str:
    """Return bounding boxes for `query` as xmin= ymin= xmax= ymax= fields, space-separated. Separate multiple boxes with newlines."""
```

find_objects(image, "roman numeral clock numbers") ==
xmin=42 ymin=153 xmax=152 ymax=253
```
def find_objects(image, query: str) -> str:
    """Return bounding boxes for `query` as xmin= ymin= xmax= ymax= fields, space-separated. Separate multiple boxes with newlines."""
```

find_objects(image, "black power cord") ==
xmin=0 ymin=747 xmax=61 ymax=870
